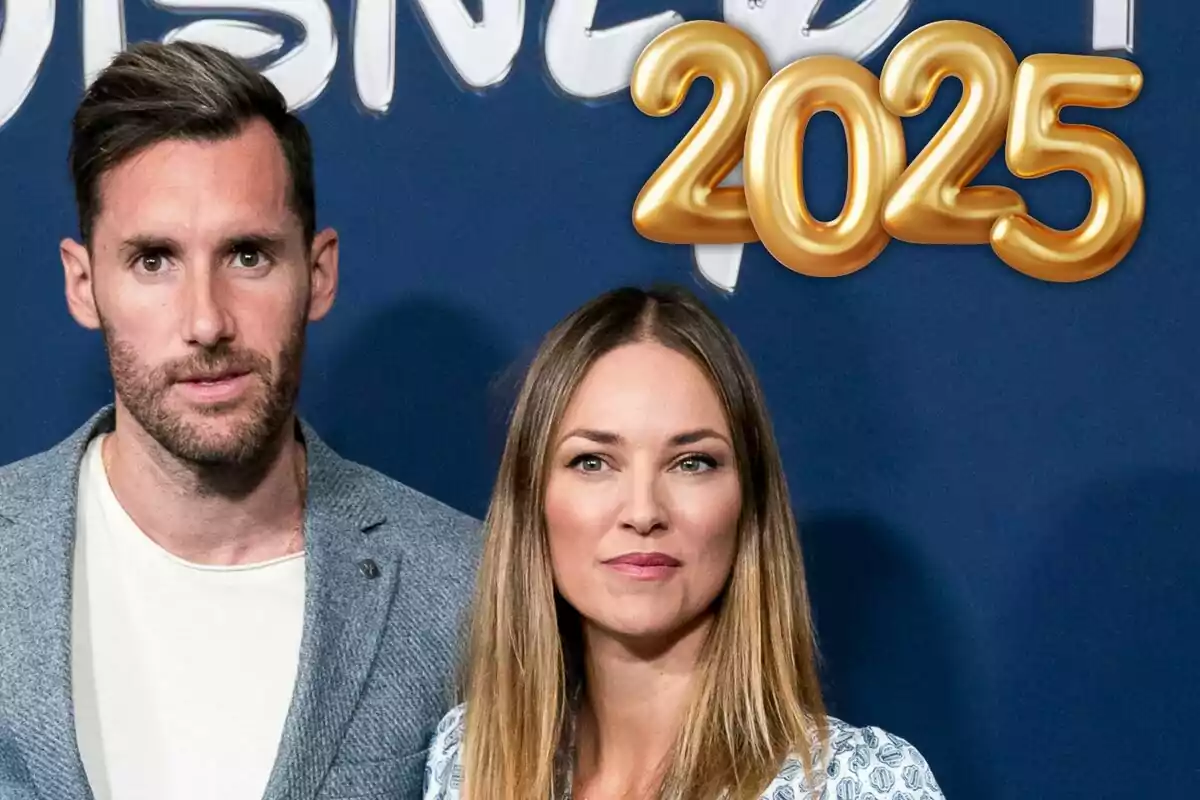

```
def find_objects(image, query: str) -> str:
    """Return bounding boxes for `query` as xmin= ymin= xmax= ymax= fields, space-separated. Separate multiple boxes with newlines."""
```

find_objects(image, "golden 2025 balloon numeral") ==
xmin=630 ymin=19 xmax=1145 ymax=283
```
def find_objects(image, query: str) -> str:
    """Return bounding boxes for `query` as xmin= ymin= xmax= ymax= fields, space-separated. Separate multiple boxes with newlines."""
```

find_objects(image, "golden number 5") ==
xmin=743 ymin=56 xmax=906 ymax=277
xmin=879 ymin=20 xmax=1027 ymax=244
xmin=990 ymin=54 xmax=1145 ymax=282
xmin=630 ymin=21 xmax=771 ymax=245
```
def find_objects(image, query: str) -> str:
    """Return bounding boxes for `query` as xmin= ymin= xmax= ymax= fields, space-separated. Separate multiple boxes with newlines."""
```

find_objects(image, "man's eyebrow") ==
xmin=115 ymin=231 xmax=292 ymax=259
xmin=219 ymin=232 xmax=290 ymax=252
xmin=117 ymin=235 xmax=182 ymax=259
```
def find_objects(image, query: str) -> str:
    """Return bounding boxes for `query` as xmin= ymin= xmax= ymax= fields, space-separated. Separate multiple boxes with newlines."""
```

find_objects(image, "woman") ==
xmin=424 ymin=285 xmax=945 ymax=799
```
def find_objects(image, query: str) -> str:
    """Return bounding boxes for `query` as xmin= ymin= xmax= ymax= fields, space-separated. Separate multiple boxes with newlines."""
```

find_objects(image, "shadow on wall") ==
xmin=802 ymin=512 xmax=993 ymax=800
xmin=996 ymin=468 xmax=1200 ymax=799
xmin=727 ymin=272 xmax=984 ymax=793
xmin=304 ymin=295 xmax=516 ymax=520
xmin=25 ymin=334 xmax=114 ymax=452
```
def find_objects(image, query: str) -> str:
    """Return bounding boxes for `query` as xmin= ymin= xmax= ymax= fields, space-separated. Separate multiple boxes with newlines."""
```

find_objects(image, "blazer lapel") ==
xmin=0 ymin=411 xmax=113 ymax=800
xmin=261 ymin=425 xmax=404 ymax=800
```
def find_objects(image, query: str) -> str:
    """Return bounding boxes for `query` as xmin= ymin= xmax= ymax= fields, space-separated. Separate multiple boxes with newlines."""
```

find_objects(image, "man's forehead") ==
xmin=92 ymin=126 xmax=299 ymax=246
xmin=92 ymin=200 xmax=300 ymax=251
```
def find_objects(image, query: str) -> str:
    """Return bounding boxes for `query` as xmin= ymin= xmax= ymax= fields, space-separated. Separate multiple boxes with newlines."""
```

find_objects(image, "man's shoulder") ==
xmin=328 ymin=455 xmax=479 ymax=541
xmin=0 ymin=420 xmax=95 ymax=519
xmin=0 ymin=446 xmax=63 ymax=496
xmin=306 ymin=432 xmax=482 ymax=582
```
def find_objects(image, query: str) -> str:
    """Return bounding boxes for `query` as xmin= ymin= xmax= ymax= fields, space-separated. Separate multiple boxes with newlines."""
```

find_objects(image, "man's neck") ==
xmin=101 ymin=414 xmax=308 ymax=567
xmin=572 ymin=615 xmax=713 ymax=799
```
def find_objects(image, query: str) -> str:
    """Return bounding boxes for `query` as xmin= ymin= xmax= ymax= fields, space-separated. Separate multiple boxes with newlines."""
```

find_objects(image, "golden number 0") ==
xmin=743 ymin=56 xmax=906 ymax=277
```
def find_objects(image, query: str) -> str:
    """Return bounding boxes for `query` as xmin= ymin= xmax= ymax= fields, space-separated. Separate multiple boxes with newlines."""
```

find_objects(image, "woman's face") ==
xmin=544 ymin=341 xmax=742 ymax=646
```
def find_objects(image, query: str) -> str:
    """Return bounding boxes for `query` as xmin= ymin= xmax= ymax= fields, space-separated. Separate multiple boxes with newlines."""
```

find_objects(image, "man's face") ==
xmin=63 ymin=119 xmax=336 ymax=465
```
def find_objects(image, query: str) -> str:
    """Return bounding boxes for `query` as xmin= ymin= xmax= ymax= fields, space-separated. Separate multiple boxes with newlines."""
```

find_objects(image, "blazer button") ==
xmin=358 ymin=559 xmax=380 ymax=579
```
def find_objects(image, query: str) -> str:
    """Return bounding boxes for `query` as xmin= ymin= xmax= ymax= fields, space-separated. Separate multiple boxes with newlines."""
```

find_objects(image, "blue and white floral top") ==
xmin=423 ymin=704 xmax=946 ymax=799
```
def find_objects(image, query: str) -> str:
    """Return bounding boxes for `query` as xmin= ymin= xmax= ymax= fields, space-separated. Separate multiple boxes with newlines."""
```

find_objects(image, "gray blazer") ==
xmin=0 ymin=407 xmax=480 ymax=800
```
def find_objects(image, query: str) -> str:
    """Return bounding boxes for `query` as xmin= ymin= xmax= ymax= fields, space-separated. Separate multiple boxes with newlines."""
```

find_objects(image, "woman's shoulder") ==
xmin=764 ymin=716 xmax=946 ymax=799
xmin=432 ymin=703 xmax=468 ymax=747
xmin=424 ymin=707 xmax=945 ymax=800
xmin=423 ymin=704 xmax=466 ymax=800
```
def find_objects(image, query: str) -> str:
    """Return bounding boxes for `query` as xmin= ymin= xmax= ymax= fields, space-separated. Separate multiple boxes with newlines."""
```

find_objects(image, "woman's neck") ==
xmin=572 ymin=614 xmax=713 ymax=799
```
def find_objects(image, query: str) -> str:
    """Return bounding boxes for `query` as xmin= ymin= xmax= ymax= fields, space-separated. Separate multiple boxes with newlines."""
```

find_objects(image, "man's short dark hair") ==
xmin=69 ymin=40 xmax=315 ymax=247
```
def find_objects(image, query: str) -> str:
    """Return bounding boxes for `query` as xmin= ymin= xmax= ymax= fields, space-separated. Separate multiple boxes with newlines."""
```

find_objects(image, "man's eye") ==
xmin=139 ymin=253 xmax=164 ymax=273
xmin=235 ymin=249 xmax=263 ymax=268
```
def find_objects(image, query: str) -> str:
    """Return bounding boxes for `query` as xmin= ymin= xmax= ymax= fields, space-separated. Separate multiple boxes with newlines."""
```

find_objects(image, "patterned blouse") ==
xmin=423 ymin=704 xmax=947 ymax=799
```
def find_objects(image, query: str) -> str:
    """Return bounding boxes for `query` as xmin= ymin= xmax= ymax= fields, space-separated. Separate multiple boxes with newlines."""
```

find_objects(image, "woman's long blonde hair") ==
xmin=462 ymin=285 xmax=828 ymax=799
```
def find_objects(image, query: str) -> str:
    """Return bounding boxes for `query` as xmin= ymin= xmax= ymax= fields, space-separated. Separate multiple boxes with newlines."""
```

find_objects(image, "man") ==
xmin=0 ymin=41 xmax=477 ymax=800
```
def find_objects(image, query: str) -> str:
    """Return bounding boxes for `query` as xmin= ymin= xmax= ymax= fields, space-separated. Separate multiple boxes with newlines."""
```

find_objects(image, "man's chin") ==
xmin=164 ymin=393 xmax=260 ymax=424
xmin=148 ymin=405 xmax=281 ymax=466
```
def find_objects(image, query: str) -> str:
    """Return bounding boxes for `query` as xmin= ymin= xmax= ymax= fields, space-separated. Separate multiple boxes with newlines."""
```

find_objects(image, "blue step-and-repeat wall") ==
xmin=0 ymin=1 xmax=1193 ymax=797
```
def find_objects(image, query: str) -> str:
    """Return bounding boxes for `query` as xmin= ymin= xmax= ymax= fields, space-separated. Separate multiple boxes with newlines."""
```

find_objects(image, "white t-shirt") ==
xmin=71 ymin=434 xmax=306 ymax=800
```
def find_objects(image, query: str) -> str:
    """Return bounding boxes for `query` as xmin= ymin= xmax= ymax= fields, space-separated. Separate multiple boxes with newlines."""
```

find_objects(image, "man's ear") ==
xmin=307 ymin=228 xmax=339 ymax=322
xmin=62 ymin=238 xmax=100 ymax=330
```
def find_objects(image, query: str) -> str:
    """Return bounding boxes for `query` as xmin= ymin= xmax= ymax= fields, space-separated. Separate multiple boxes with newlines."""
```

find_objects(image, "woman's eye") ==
xmin=569 ymin=455 xmax=606 ymax=473
xmin=676 ymin=455 xmax=717 ymax=474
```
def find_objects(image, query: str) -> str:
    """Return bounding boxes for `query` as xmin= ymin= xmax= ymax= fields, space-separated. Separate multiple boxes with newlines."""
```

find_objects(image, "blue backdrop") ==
xmin=1 ymin=1 xmax=1193 ymax=798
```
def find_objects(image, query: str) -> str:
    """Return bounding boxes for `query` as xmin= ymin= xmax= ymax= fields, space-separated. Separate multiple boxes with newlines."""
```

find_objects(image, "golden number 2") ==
xmin=630 ymin=21 xmax=771 ymax=245
xmin=879 ymin=20 xmax=1027 ymax=244
xmin=743 ymin=56 xmax=906 ymax=277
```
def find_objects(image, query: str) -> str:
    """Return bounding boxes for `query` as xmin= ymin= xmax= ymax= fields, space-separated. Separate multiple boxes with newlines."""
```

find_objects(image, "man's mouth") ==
xmin=176 ymin=367 xmax=251 ymax=384
xmin=173 ymin=369 xmax=254 ymax=402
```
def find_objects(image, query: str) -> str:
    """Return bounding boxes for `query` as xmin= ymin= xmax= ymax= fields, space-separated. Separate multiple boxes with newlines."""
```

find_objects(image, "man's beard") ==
xmin=101 ymin=317 xmax=306 ymax=468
